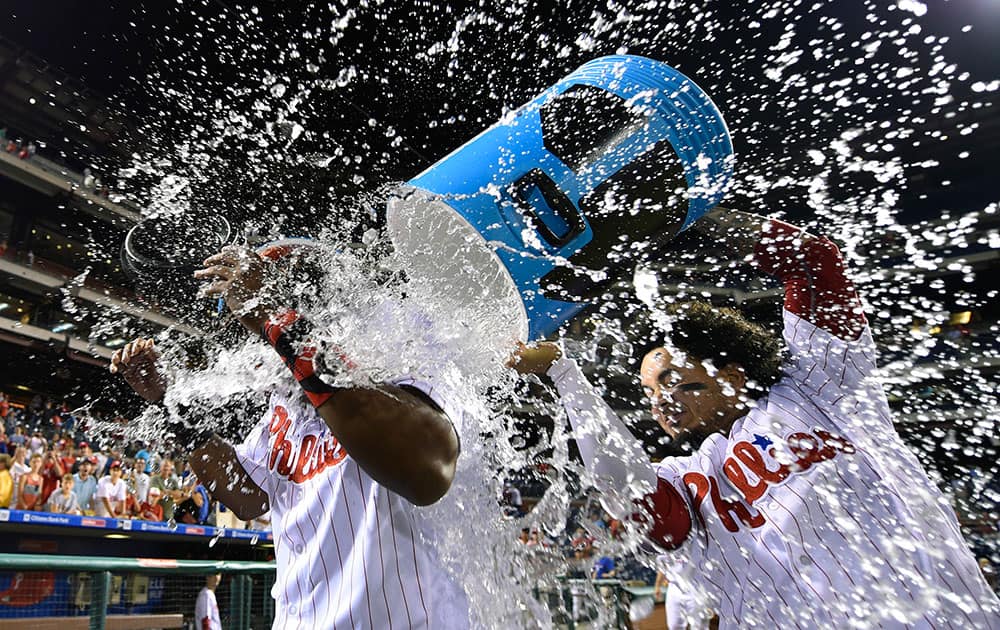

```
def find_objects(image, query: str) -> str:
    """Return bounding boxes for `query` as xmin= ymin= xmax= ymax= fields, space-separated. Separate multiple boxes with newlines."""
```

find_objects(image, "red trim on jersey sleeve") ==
xmin=752 ymin=219 xmax=866 ymax=340
xmin=632 ymin=477 xmax=693 ymax=550
xmin=262 ymin=309 xmax=337 ymax=408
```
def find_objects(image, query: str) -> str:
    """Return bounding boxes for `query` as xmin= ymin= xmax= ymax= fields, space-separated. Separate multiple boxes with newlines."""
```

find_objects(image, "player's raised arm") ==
xmin=109 ymin=338 xmax=270 ymax=520
xmin=197 ymin=247 xmax=460 ymax=507
xmin=699 ymin=208 xmax=866 ymax=341
xmin=510 ymin=343 xmax=694 ymax=551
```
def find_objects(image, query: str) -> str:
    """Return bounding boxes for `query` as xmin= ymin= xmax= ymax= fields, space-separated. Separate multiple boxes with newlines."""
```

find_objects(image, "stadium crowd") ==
xmin=0 ymin=390 xmax=269 ymax=531
xmin=1 ymin=125 xmax=114 ymax=197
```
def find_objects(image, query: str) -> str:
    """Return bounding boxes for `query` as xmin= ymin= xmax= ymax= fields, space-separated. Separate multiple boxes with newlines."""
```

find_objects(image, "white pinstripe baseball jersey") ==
xmin=651 ymin=310 xmax=1000 ymax=628
xmin=549 ymin=219 xmax=1000 ymax=628
xmin=234 ymin=379 xmax=471 ymax=630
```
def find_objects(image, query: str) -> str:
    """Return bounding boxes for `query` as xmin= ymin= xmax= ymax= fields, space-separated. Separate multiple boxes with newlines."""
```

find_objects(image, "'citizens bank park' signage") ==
xmin=0 ymin=509 xmax=272 ymax=542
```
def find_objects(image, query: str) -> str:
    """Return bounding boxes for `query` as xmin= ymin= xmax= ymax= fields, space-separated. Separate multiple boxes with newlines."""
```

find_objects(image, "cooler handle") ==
xmin=509 ymin=169 xmax=586 ymax=249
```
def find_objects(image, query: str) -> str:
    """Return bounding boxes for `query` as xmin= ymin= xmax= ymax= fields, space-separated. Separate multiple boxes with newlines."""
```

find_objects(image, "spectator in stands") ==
xmin=571 ymin=527 xmax=594 ymax=560
xmin=0 ymin=454 xmax=12 ymax=508
xmin=62 ymin=404 xmax=75 ymax=435
xmin=0 ymin=426 xmax=8 ymax=456
xmin=0 ymin=392 xmax=8 ymax=421
xmin=16 ymin=453 xmax=43 ymax=510
xmin=0 ymin=238 xmax=7 ymax=259
xmin=134 ymin=444 xmax=153 ymax=474
xmin=175 ymin=481 xmax=211 ymax=525
xmin=72 ymin=460 xmax=97 ymax=514
xmin=195 ymin=573 xmax=223 ymax=630
xmin=591 ymin=556 xmax=616 ymax=580
xmin=138 ymin=486 xmax=164 ymax=521
xmin=27 ymin=430 xmax=45 ymax=456
xmin=130 ymin=454 xmax=151 ymax=505
xmin=503 ymin=481 xmax=524 ymax=517
xmin=56 ymin=440 xmax=75 ymax=473
xmin=49 ymin=403 xmax=65 ymax=431
xmin=104 ymin=447 xmax=124 ymax=475
xmin=24 ymin=141 xmax=36 ymax=160
xmin=588 ymin=503 xmax=608 ymax=531
xmin=46 ymin=473 xmax=81 ymax=515
xmin=150 ymin=458 xmax=183 ymax=522
xmin=174 ymin=458 xmax=189 ymax=484
xmin=39 ymin=450 xmax=65 ymax=505
xmin=76 ymin=441 xmax=98 ymax=472
xmin=518 ymin=527 xmax=531 ymax=545
xmin=8 ymin=426 xmax=25 ymax=450
xmin=83 ymin=442 xmax=109 ymax=476
xmin=94 ymin=460 xmax=126 ymax=518
xmin=9 ymin=446 xmax=28 ymax=506
xmin=148 ymin=449 xmax=162 ymax=474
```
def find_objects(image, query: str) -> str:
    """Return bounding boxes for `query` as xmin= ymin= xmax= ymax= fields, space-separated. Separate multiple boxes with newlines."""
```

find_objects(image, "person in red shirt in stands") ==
xmin=138 ymin=486 xmax=164 ymax=521
xmin=56 ymin=441 xmax=75 ymax=474
xmin=38 ymin=451 xmax=65 ymax=505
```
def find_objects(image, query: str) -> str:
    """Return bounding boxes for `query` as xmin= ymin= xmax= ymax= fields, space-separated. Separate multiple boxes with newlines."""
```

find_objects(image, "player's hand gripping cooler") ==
xmin=387 ymin=55 xmax=734 ymax=342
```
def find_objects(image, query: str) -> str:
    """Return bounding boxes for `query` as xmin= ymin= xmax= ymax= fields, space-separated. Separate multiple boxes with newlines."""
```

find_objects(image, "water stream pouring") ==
xmin=386 ymin=55 xmax=734 ymax=342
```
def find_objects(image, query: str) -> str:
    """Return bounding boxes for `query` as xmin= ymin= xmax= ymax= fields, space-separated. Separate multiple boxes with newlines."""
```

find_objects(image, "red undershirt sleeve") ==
xmin=633 ymin=477 xmax=694 ymax=551
xmin=752 ymin=219 xmax=866 ymax=341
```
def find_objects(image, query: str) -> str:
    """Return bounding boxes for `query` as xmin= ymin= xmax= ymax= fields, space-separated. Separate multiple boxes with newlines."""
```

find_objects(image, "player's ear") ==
xmin=719 ymin=363 xmax=747 ymax=394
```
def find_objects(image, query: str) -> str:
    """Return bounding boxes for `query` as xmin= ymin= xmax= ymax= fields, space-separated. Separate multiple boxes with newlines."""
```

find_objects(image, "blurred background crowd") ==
xmin=0 ymin=390 xmax=270 ymax=531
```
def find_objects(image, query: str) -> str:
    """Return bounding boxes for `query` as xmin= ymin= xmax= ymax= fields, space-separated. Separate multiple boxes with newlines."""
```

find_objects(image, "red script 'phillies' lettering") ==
xmin=682 ymin=428 xmax=856 ymax=533
xmin=267 ymin=405 xmax=348 ymax=483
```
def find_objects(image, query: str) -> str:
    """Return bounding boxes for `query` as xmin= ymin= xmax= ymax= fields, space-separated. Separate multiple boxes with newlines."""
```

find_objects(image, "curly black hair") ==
xmin=631 ymin=301 xmax=783 ymax=391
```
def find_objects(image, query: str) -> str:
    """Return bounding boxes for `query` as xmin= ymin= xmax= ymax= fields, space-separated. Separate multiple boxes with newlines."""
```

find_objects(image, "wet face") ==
xmin=639 ymin=346 xmax=746 ymax=444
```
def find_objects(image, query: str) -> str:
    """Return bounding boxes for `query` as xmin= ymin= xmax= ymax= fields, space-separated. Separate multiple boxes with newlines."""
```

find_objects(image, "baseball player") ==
xmin=195 ymin=573 xmax=223 ymax=630
xmin=512 ymin=209 xmax=1000 ymax=628
xmin=111 ymin=239 xmax=471 ymax=628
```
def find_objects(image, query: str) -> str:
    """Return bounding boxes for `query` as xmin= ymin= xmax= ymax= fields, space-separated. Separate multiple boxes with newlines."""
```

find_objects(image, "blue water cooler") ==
xmin=386 ymin=55 xmax=734 ymax=342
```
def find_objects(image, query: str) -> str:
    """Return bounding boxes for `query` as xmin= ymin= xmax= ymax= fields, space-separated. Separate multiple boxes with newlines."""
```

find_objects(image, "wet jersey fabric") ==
xmin=234 ymin=379 xmax=471 ymax=630
xmin=549 ymin=219 xmax=1000 ymax=628
xmin=652 ymin=310 xmax=1000 ymax=628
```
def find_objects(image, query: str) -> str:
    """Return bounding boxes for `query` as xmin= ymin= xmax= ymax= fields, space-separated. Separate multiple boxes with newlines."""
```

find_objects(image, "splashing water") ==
xmin=54 ymin=0 xmax=1000 ymax=626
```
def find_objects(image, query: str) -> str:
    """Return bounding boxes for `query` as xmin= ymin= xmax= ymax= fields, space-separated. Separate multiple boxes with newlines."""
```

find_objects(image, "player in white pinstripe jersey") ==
xmin=512 ymin=209 xmax=1000 ymax=628
xmin=111 ymin=239 xmax=472 ymax=629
